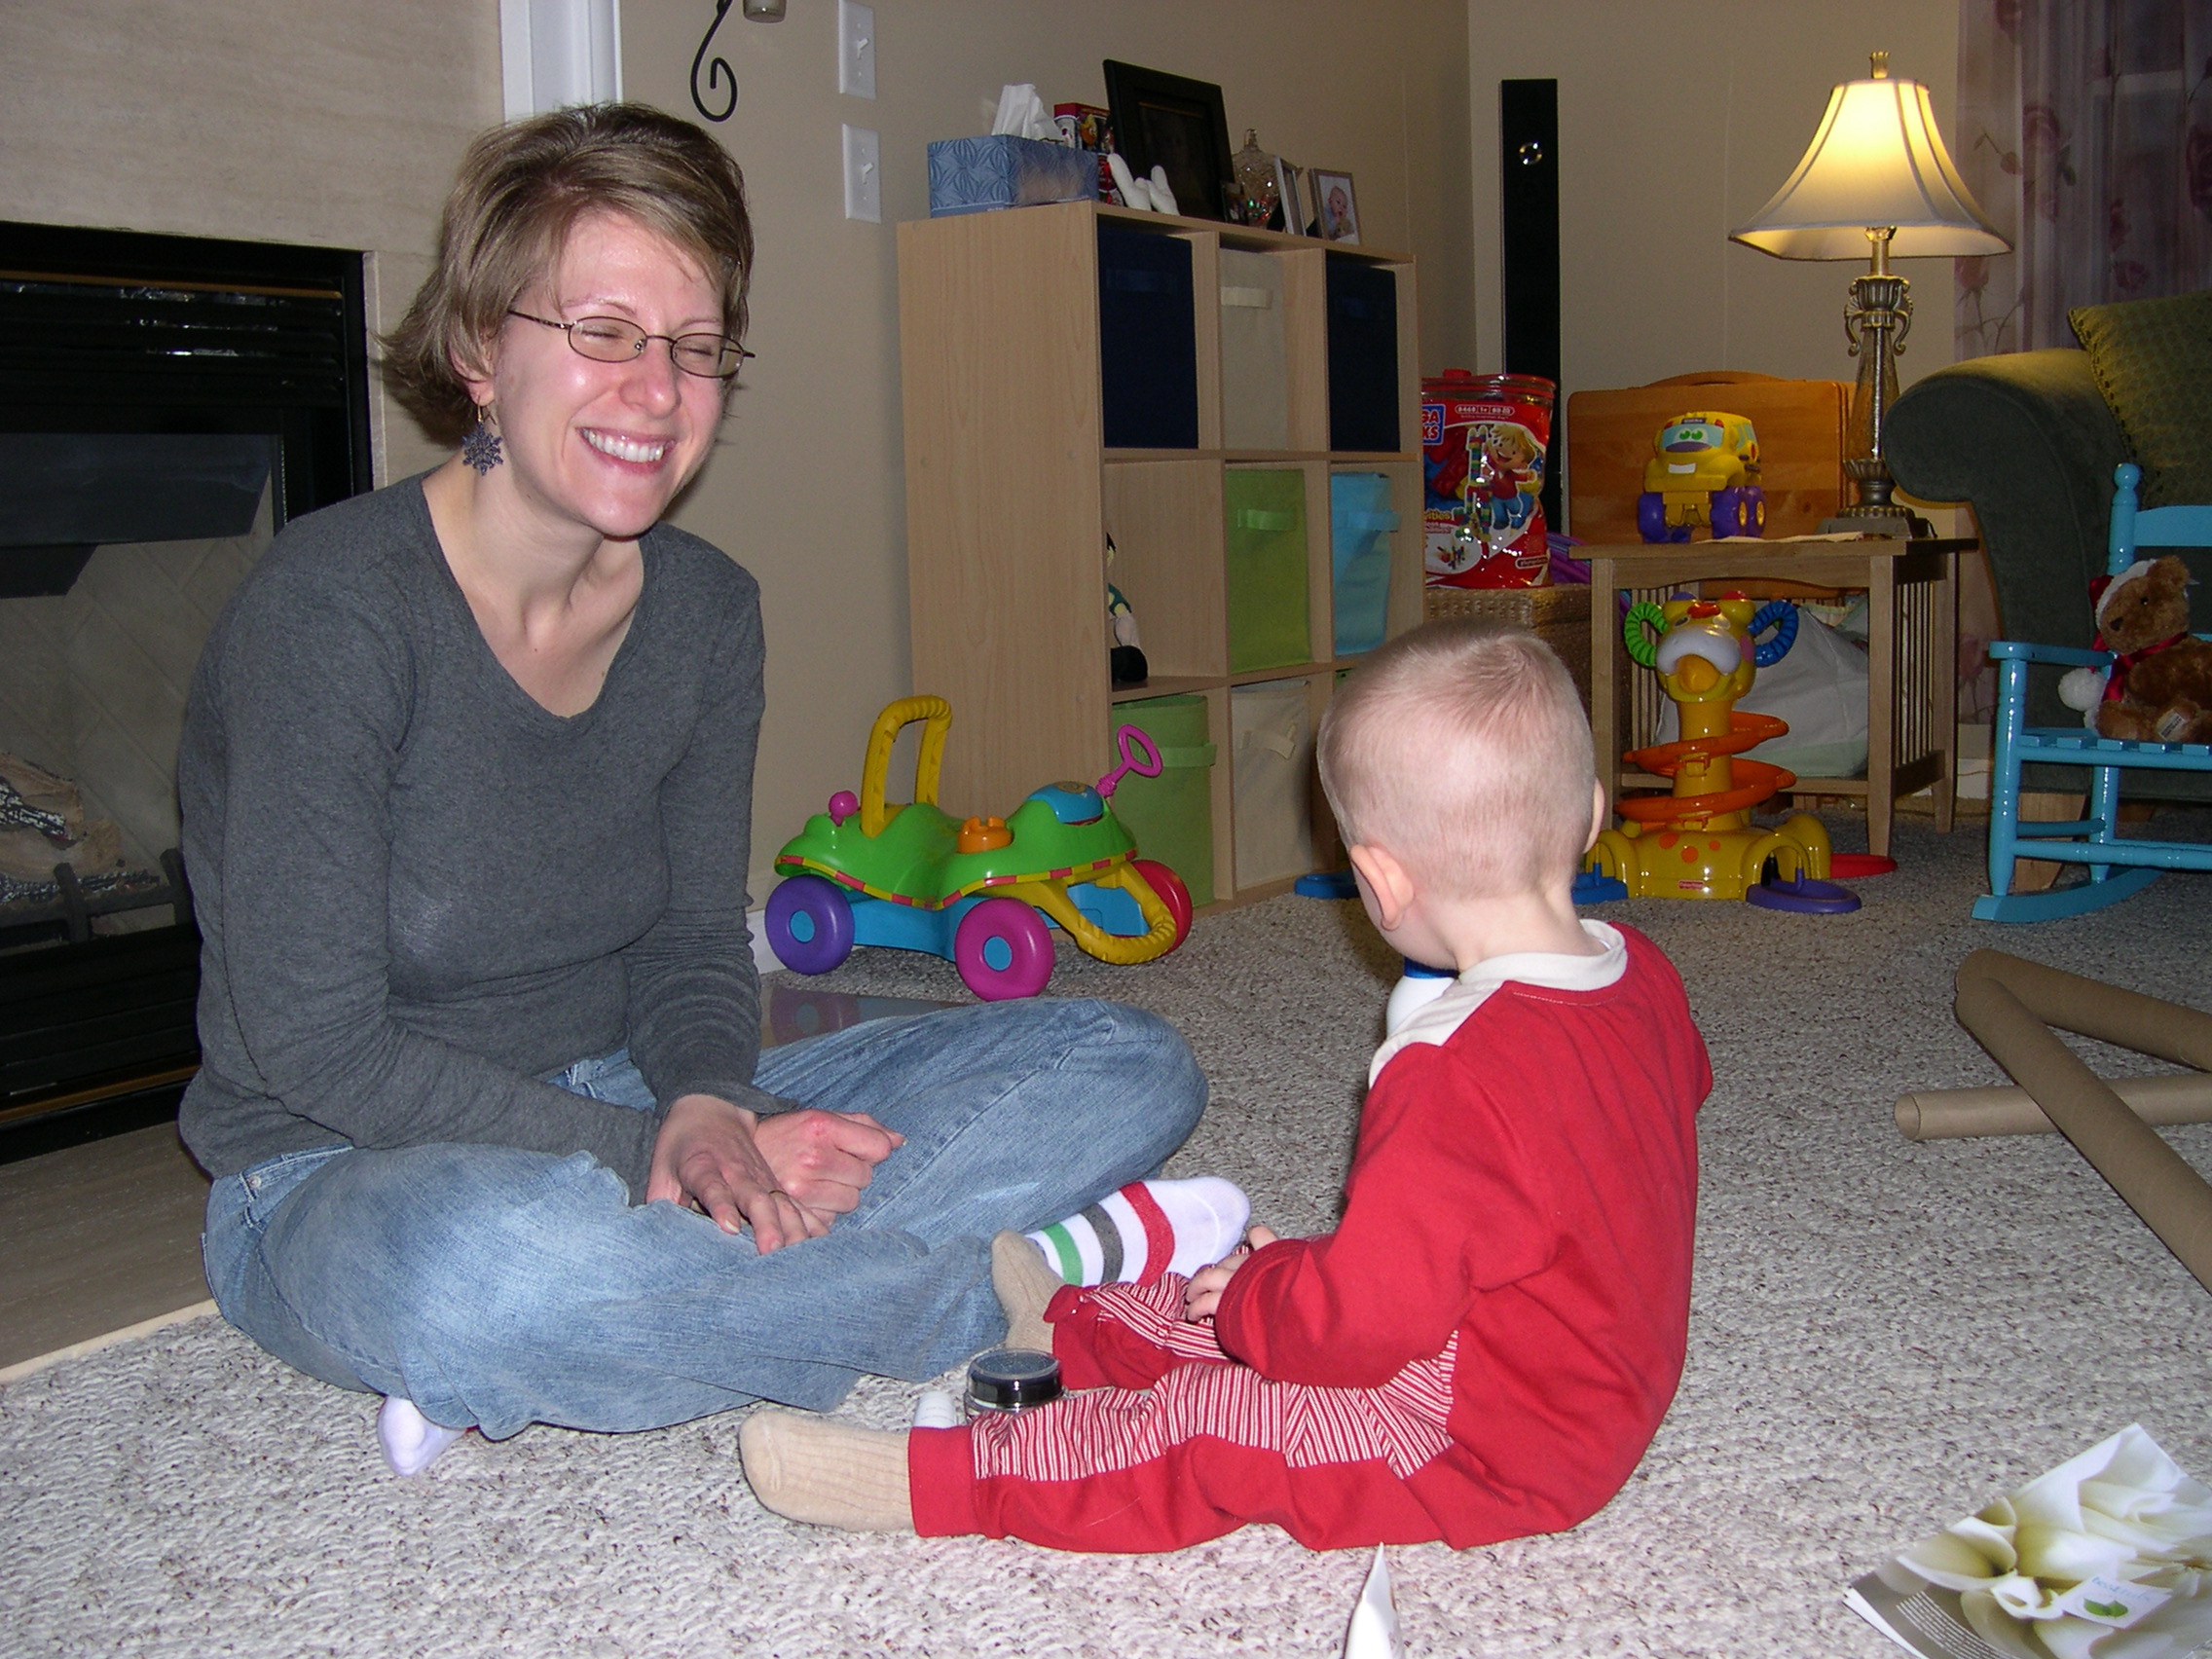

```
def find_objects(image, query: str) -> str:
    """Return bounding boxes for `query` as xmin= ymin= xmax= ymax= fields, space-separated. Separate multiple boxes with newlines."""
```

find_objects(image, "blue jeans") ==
xmin=200 ymin=999 xmax=1204 ymax=1438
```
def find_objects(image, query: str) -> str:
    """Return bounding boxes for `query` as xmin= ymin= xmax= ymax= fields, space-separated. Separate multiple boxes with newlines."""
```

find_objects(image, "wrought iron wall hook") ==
xmin=691 ymin=0 xmax=737 ymax=123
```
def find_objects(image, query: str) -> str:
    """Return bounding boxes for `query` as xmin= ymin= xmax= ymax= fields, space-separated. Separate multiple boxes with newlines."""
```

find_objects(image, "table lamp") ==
xmin=1731 ymin=53 xmax=2009 ymax=535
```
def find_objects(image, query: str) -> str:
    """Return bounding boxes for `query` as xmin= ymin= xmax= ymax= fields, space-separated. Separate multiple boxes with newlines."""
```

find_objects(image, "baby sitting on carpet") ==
xmin=741 ymin=621 xmax=1713 ymax=1552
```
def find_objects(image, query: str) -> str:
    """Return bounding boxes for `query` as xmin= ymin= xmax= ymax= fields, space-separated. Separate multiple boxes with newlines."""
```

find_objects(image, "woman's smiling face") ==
xmin=466 ymin=209 xmax=729 ymax=543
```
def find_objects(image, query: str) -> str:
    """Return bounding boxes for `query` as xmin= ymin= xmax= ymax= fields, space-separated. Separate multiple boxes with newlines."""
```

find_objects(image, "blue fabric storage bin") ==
xmin=927 ymin=136 xmax=1098 ymax=216
xmin=1326 ymin=255 xmax=1400 ymax=453
xmin=1330 ymin=472 xmax=1397 ymax=655
xmin=1098 ymin=226 xmax=1198 ymax=450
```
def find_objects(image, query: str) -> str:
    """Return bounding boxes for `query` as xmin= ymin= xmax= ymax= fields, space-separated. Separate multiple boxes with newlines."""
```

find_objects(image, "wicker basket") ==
xmin=1422 ymin=583 xmax=1593 ymax=708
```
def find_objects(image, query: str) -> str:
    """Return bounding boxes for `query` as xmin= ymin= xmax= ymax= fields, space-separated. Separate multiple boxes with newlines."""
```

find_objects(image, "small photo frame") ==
xmin=1272 ymin=157 xmax=1305 ymax=236
xmin=1309 ymin=168 xmax=1361 ymax=244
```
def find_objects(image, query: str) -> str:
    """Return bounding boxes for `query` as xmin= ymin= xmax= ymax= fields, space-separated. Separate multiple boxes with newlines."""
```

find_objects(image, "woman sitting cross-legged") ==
xmin=181 ymin=103 xmax=1220 ymax=1476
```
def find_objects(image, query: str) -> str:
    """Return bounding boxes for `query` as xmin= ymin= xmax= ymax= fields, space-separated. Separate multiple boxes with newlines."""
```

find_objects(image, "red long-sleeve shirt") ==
xmin=1210 ymin=922 xmax=1710 ymax=1542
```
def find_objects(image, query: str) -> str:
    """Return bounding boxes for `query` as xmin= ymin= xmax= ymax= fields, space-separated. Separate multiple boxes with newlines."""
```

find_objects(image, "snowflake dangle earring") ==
xmin=461 ymin=402 xmax=503 ymax=475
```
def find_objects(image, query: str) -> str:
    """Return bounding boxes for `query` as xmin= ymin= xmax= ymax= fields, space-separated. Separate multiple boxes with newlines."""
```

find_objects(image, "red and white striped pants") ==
xmin=907 ymin=1274 xmax=1462 ymax=1552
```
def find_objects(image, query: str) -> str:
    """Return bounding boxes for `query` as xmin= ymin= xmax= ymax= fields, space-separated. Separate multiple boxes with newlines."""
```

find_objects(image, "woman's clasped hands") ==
xmin=646 ymin=1094 xmax=903 ymax=1252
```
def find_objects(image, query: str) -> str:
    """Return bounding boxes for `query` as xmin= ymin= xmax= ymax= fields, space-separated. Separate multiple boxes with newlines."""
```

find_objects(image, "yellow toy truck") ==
xmin=1637 ymin=411 xmax=1766 ymax=541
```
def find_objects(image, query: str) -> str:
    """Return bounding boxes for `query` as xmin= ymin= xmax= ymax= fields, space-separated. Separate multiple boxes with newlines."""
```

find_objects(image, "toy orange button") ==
xmin=957 ymin=815 xmax=1014 ymax=853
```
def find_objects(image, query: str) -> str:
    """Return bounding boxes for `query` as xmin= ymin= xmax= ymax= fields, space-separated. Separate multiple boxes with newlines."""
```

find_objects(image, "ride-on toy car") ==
xmin=765 ymin=696 xmax=1194 ymax=1001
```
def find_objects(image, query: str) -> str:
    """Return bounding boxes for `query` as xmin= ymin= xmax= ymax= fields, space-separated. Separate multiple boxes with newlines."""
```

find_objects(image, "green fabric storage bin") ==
xmin=1225 ymin=469 xmax=1310 ymax=673
xmin=1108 ymin=694 xmax=1216 ymax=907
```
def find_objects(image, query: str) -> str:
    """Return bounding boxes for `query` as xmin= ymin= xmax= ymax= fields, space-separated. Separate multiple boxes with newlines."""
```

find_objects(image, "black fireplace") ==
xmin=0 ymin=220 xmax=373 ymax=1158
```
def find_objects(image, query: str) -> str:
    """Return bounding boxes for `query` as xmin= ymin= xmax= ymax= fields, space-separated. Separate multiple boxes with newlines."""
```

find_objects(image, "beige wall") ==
xmin=0 ymin=0 xmax=502 ymax=484
xmin=2 ymin=0 xmax=1473 ymax=897
xmin=1464 ymin=0 xmax=1964 ymax=446
xmin=619 ymin=0 xmax=1475 ymax=892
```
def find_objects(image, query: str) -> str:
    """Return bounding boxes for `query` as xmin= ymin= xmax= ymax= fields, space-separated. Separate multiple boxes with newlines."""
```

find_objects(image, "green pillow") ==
xmin=2070 ymin=288 xmax=2212 ymax=509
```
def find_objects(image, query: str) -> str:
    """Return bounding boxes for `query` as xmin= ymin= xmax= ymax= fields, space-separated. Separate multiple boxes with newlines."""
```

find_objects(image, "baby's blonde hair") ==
xmin=1317 ymin=621 xmax=1595 ymax=900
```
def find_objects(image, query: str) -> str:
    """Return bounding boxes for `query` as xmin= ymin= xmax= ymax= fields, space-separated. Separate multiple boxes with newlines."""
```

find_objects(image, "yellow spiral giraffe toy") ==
xmin=1585 ymin=595 xmax=1860 ymax=912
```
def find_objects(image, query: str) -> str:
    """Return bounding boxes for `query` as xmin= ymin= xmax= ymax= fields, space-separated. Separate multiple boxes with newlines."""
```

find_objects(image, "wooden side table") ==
xmin=1582 ymin=537 xmax=1972 ymax=859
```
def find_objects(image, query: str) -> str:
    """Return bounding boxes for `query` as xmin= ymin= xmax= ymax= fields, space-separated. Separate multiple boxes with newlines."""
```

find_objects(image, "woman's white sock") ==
xmin=378 ymin=1395 xmax=467 ymax=1477
xmin=1025 ymin=1176 xmax=1249 ymax=1285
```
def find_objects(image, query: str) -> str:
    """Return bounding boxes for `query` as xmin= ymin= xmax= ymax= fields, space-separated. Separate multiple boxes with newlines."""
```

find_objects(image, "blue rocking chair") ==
xmin=1976 ymin=462 xmax=2212 ymax=921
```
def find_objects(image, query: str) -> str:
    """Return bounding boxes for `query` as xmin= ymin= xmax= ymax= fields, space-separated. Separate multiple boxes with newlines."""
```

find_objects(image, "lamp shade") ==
xmin=1732 ymin=66 xmax=2008 ymax=260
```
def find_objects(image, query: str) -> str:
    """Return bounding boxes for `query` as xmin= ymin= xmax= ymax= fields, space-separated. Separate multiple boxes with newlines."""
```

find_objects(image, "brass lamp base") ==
xmin=1822 ymin=459 xmax=1931 ymax=539
xmin=1821 ymin=507 xmax=1933 ymax=538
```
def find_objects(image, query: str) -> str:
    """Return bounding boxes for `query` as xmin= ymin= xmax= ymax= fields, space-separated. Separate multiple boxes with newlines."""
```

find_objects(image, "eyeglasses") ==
xmin=506 ymin=309 xmax=754 ymax=380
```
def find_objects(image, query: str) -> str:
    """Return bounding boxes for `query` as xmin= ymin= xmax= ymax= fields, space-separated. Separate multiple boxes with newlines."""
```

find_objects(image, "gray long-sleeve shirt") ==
xmin=177 ymin=477 xmax=778 ymax=1198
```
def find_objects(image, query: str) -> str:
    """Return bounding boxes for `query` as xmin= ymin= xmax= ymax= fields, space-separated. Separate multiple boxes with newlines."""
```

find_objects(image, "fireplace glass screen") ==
xmin=0 ymin=221 xmax=370 ymax=1148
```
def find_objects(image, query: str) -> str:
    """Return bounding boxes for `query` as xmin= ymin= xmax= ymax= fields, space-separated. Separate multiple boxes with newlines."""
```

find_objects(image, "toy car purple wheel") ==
xmin=1637 ymin=491 xmax=1669 ymax=543
xmin=953 ymin=898 xmax=1055 ymax=1001
xmin=1711 ymin=487 xmax=1755 ymax=538
xmin=765 ymin=875 xmax=856 ymax=975
xmin=1745 ymin=486 xmax=1767 ymax=535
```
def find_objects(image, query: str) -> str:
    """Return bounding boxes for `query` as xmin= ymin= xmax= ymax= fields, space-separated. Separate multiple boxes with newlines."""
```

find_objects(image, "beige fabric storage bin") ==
xmin=1231 ymin=679 xmax=1315 ymax=887
xmin=1219 ymin=250 xmax=1289 ymax=452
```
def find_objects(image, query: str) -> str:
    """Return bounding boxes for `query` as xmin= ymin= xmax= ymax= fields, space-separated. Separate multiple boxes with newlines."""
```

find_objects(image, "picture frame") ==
xmin=1101 ymin=60 xmax=1235 ymax=222
xmin=1309 ymin=168 xmax=1361 ymax=244
xmin=1272 ymin=157 xmax=1306 ymax=236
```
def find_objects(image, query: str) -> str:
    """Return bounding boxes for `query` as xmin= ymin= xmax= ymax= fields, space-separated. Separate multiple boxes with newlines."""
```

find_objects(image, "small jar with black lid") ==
xmin=965 ymin=1347 xmax=1063 ymax=1417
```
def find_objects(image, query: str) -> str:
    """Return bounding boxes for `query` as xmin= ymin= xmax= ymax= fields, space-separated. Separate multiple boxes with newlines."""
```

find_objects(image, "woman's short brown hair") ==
xmin=382 ymin=102 xmax=754 ymax=444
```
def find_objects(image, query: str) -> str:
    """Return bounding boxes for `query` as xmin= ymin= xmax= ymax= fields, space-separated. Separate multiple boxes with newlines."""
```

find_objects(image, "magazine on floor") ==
xmin=1846 ymin=1424 xmax=2212 ymax=1659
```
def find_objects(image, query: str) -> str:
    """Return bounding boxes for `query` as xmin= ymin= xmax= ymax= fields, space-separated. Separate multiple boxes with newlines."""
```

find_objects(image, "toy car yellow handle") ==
xmin=1025 ymin=862 xmax=1178 ymax=965
xmin=860 ymin=695 xmax=951 ymax=838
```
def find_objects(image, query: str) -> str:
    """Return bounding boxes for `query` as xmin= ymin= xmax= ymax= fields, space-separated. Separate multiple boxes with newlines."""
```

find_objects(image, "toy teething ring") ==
xmin=1097 ymin=723 xmax=1163 ymax=798
xmin=1623 ymin=601 xmax=1668 ymax=669
xmin=1751 ymin=600 xmax=1798 ymax=668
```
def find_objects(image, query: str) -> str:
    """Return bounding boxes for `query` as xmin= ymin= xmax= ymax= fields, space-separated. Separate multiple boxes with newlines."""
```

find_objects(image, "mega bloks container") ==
xmin=1421 ymin=371 xmax=1556 ymax=589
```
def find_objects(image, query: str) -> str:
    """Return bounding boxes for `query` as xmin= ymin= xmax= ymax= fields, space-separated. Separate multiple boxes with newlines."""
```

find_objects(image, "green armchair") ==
xmin=1887 ymin=348 xmax=2210 ymax=800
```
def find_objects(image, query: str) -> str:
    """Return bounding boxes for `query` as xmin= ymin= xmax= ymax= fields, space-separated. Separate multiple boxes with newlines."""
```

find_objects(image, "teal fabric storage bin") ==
xmin=1225 ymin=469 xmax=1310 ymax=673
xmin=1330 ymin=472 xmax=1397 ymax=655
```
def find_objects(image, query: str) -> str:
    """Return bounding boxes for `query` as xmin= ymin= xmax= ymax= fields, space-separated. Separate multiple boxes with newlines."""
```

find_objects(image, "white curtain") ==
xmin=1953 ymin=0 xmax=2212 ymax=357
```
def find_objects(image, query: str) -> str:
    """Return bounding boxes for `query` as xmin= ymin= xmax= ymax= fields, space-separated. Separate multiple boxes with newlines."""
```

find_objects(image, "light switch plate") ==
xmin=837 ymin=0 xmax=875 ymax=98
xmin=842 ymin=124 xmax=881 ymax=222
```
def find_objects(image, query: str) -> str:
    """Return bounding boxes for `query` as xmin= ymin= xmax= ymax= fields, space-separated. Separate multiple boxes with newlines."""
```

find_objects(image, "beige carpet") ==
xmin=5 ymin=816 xmax=2211 ymax=1658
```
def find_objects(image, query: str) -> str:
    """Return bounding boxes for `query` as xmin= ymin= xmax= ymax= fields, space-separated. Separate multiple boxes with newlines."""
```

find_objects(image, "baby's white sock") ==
xmin=1025 ymin=1176 xmax=1249 ymax=1285
xmin=911 ymin=1388 xmax=961 ymax=1430
xmin=378 ymin=1395 xmax=467 ymax=1477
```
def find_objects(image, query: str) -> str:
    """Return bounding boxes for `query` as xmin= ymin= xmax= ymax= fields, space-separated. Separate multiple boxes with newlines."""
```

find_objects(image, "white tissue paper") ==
xmin=990 ymin=83 xmax=1054 ymax=140
xmin=1343 ymin=1544 xmax=1406 ymax=1659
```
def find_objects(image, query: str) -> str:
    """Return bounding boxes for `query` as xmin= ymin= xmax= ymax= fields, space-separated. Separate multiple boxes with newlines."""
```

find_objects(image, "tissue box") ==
xmin=928 ymin=136 xmax=1098 ymax=217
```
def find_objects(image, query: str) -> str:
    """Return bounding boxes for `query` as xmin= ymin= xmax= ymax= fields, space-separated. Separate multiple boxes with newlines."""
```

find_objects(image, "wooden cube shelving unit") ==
xmin=897 ymin=201 xmax=1421 ymax=901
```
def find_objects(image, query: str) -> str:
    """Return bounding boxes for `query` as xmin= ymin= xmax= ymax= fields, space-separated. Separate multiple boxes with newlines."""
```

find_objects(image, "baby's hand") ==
xmin=1182 ymin=1225 xmax=1279 ymax=1322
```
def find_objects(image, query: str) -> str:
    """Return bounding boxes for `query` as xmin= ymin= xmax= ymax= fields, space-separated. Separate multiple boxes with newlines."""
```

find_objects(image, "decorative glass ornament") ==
xmin=1234 ymin=129 xmax=1279 ymax=229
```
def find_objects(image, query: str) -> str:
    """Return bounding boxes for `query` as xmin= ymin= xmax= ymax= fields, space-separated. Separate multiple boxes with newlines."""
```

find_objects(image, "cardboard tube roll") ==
xmin=1897 ymin=1073 xmax=2212 ymax=1141
xmin=1957 ymin=949 xmax=2212 ymax=1072
xmin=1953 ymin=954 xmax=2212 ymax=1296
